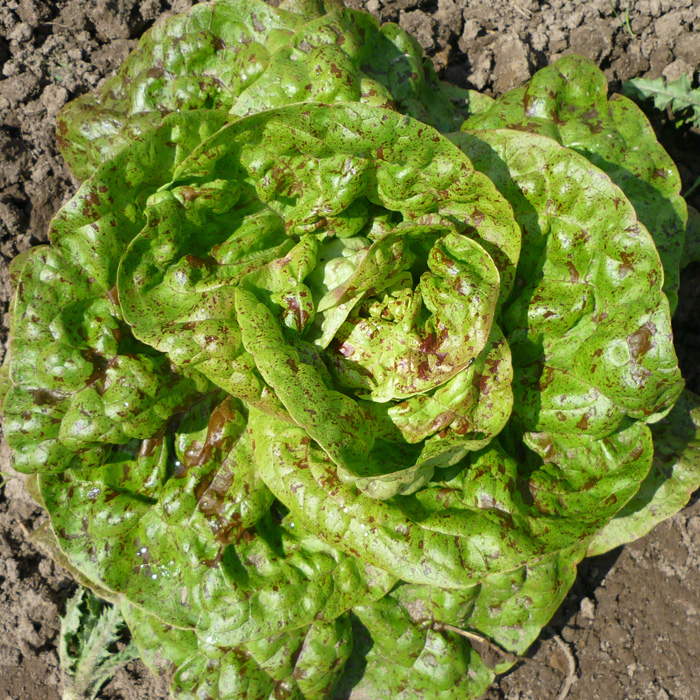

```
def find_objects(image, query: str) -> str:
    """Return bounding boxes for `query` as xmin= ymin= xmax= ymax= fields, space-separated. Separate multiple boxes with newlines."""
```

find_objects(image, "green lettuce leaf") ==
xmin=40 ymin=406 xmax=394 ymax=644
xmin=125 ymin=601 xmax=353 ymax=700
xmin=255 ymin=409 xmax=652 ymax=589
xmin=2 ymin=111 xmax=226 ymax=474
xmin=450 ymin=128 xmax=683 ymax=439
xmin=57 ymin=0 xmax=471 ymax=180
xmin=461 ymin=55 xmax=689 ymax=313
xmin=588 ymin=390 xmax=700 ymax=555
xmin=352 ymin=543 xmax=584 ymax=699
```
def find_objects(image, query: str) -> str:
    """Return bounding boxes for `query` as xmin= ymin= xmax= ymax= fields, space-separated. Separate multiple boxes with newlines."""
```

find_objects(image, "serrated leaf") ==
xmin=623 ymin=73 xmax=700 ymax=128
xmin=59 ymin=588 xmax=138 ymax=700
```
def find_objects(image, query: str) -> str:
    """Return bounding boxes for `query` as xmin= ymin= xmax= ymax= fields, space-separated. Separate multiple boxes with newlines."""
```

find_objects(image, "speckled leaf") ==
xmin=303 ymin=236 xmax=372 ymax=348
xmin=236 ymin=285 xmax=377 ymax=485
xmin=122 ymin=603 xmax=198 ymax=674
xmin=522 ymin=418 xmax=655 ymax=526
xmin=171 ymin=647 xmax=277 ymax=700
xmin=2 ymin=111 xmax=225 ymax=474
xmin=327 ymin=229 xmax=501 ymax=402
xmin=117 ymin=182 xmax=292 ymax=416
xmin=57 ymin=0 xmax=470 ymax=180
xmin=378 ymin=324 xmax=513 ymax=464
xmin=126 ymin=602 xmax=353 ymax=700
xmin=116 ymin=102 xmax=518 ymax=497
xmin=255 ymin=410 xmax=632 ymax=589
xmin=170 ymin=103 xmax=519 ymax=298
xmin=461 ymin=55 xmax=689 ymax=312
xmin=588 ymin=390 xmax=700 ymax=556
xmin=457 ymin=544 xmax=586 ymax=658
xmin=230 ymin=7 xmax=467 ymax=134
xmin=40 ymin=399 xmax=394 ymax=649
xmin=450 ymin=129 xmax=683 ymax=438
xmin=351 ymin=543 xmax=584 ymax=699
xmin=56 ymin=0 xmax=307 ymax=179
xmin=353 ymin=619 xmax=493 ymax=700
xmin=119 ymin=105 xmax=518 ymax=400
xmin=290 ymin=615 xmax=353 ymax=699
xmin=0 ymin=350 xmax=10 ymax=406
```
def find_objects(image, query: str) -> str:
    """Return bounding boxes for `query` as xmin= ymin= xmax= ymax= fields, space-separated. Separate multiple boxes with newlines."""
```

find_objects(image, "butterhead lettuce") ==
xmin=2 ymin=1 xmax=699 ymax=699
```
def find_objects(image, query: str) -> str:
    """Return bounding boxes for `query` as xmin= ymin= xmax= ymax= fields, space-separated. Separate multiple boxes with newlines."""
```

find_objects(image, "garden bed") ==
xmin=1 ymin=1 xmax=699 ymax=698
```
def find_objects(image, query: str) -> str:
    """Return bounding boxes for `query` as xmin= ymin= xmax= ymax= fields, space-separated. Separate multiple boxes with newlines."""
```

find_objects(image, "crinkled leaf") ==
xmin=3 ymin=112 xmax=225 ymax=474
xmin=56 ymin=0 xmax=306 ymax=179
xmin=462 ymin=55 xmax=688 ymax=312
xmin=352 ymin=544 xmax=583 ymax=699
xmin=170 ymin=103 xmax=520 ymax=298
xmin=40 ymin=398 xmax=394 ymax=648
xmin=291 ymin=615 xmax=353 ymax=698
xmin=450 ymin=128 xmax=683 ymax=438
xmin=57 ymin=0 xmax=470 ymax=180
xmin=354 ymin=622 xmax=492 ymax=700
xmin=326 ymin=229 xmax=501 ymax=402
xmin=588 ymin=390 xmax=700 ymax=556
xmin=117 ymin=102 xmax=518 ymax=497
xmin=255 ymin=410 xmax=646 ymax=589
xmin=125 ymin=602 xmax=352 ymax=700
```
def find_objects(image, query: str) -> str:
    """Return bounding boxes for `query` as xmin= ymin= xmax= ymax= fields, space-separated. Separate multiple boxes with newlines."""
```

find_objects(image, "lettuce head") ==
xmin=2 ymin=1 xmax=700 ymax=698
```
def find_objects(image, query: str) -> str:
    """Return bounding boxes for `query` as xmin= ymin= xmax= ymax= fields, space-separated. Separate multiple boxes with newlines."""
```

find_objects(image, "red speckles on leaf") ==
xmin=627 ymin=322 xmax=656 ymax=362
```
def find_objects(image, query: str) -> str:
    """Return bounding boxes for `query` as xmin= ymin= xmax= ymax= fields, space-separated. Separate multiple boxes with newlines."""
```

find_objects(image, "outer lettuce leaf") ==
xmin=352 ymin=544 xmax=584 ymax=699
xmin=122 ymin=603 xmax=198 ymax=674
xmin=588 ymin=390 xmax=700 ymax=555
xmin=255 ymin=410 xmax=653 ymax=589
xmin=353 ymin=618 xmax=493 ymax=700
xmin=126 ymin=543 xmax=584 ymax=700
xmin=2 ymin=111 xmax=226 ymax=474
xmin=56 ymin=0 xmax=307 ymax=179
xmin=40 ymin=404 xmax=394 ymax=645
xmin=57 ymin=0 xmax=471 ymax=180
xmin=450 ymin=129 xmax=683 ymax=439
xmin=461 ymin=55 xmax=688 ymax=312
xmin=125 ymin=603 xmax=353 ymax=700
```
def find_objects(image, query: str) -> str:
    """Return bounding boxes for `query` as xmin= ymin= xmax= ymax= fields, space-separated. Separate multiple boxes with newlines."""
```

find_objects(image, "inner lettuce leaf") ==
xmin=1 ymin=20 xmax=697 ymax=700
xmin=56 ymin=0 xmax=479 ymax=181
xmin=116 ymin=103 xmax=520 ymax=498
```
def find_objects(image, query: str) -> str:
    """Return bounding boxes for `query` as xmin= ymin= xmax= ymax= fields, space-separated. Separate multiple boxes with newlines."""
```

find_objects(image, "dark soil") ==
xmin=1 ymin=1 xmax=699 ymax=699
